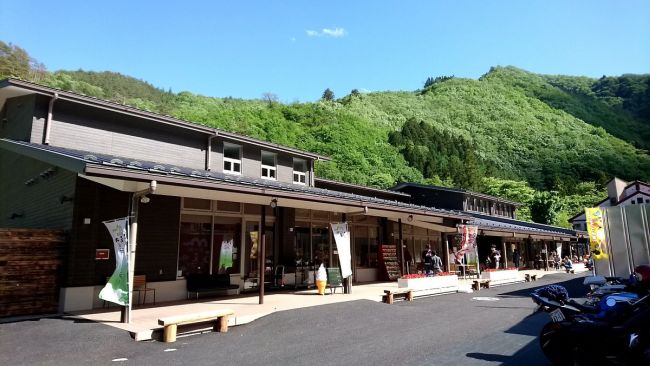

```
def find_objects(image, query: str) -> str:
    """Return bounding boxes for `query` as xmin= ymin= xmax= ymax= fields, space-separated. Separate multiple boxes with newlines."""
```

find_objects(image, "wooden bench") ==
xmin=472 ymin=279 xmax=491 ymax=291
xmin=382 ymin=289 xmax=413 ymax=304
xmin=158 ymin=308 xmax=235 ymax=343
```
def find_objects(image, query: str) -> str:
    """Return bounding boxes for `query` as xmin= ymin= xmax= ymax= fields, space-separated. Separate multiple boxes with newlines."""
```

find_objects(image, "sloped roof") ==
xmin=392 ymin=182 xmax=521 ymax=206
xmin=0 ymin=78 xmax=330 ymax=161
xmin=468 ymin=213 xmax=576 ymax=237
xmin=0 ymin=139 xmax=468 ymax=220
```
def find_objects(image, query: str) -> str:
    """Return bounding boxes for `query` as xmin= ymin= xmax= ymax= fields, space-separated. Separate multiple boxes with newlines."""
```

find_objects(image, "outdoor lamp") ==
xmin=270 ymin=198 xmax=278 ymax=208
xmin=407 ymin=214 xmax=413 ymax=222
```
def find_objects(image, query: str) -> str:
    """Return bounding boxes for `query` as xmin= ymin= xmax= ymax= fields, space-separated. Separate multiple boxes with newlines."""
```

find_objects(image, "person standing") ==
xmin=431 ymin=250 xmax=443 ymax=275
xmin=422 ymin=244 xmax=433 ymax=275
xmin=513 ymin=249 xmax=521 ymax=269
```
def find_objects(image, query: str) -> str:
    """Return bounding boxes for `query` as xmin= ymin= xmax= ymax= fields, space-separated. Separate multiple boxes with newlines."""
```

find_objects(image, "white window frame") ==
xmin=293 ymin=158 xmax=307 ymax=185
xmin=223 ymin=142 xmax=242 ymax=175
xmin=261 ymin=151 xmax=277 ymax=180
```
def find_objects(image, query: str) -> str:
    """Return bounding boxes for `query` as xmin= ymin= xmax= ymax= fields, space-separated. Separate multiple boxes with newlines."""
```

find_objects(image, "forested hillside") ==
xmin=2 ymin=40 xmax=649 ymax=228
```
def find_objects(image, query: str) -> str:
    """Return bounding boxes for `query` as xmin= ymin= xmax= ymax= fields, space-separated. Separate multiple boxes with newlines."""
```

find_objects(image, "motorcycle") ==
xmin=532 ymin=284 xmax=649 ymax=365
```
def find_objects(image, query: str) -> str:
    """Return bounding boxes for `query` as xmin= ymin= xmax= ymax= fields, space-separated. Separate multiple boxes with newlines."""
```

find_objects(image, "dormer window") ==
xmin=293 ymin=158 xmax=307 ymax=185
xmin=261 ymin=151 xmax=277 ymax=180
xmin=223 ymin=143 xmax=242 ymax=175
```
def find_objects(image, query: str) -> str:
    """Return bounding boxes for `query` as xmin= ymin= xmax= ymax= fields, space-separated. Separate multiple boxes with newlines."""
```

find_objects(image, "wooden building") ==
xmin=0 ymin=78 xmax=469 ymax=314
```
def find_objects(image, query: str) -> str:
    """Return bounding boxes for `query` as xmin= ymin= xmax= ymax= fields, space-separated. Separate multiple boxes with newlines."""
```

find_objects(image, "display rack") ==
xmin=379 ymin=244 xmax=401 ymax=280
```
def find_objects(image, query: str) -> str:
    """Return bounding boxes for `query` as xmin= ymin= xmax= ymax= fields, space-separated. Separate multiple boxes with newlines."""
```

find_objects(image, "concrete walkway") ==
xmin=70 ymin=267 xmax=588 ymax=341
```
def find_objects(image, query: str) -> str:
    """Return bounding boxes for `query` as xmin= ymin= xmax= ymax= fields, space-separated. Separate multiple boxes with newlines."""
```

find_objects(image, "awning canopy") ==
xmin=468 ymin=213 xmax=577 ymax=240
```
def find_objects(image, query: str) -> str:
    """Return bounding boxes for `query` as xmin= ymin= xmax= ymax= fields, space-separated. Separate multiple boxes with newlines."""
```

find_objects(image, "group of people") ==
xmin=422 ymin=244 xmax=443 ymax=275
xmin=546 ymin=253 xmax=594 ymax=272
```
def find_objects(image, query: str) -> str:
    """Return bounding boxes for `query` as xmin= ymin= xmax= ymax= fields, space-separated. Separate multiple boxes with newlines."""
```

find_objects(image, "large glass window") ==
xmin=293 ymin=158 xmax=307 ymax=185
xmin=223 ymin=142 xmax=242 ymax=174
xmin=182 ymin=197 xmax=211 ymax=211
xmin=178 ymin=215 xmax=212 ymax=276
xmin=261 ymin=151 xmax=277 ymax=180
xmin=243 ymin=222 xmax=275 ymax=280
xmin=354 ymin=225 xmax=379 ymax=268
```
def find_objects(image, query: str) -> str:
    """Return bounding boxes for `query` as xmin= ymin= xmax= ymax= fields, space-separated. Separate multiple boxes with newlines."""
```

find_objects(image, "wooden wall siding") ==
xmin=0 ymin=151 xmax=75 ymax=229
xmin=67 ymin=178 xmax=180 ymax=287
xmin=134 ymin=195 xmax=181 ymax=282
xmin=41 ymin=98 xmax=208 ymax=170
xmin=66 ymin=177 xmax=130 ymax=287
xmin=0 ymin=229 xmax=66 ymax=317
xmin=209 ymin=139 xmax=224 ymax=171
xmin=242 ymin=144 xmax=261 ymax=179
xmin=0 ymin=94 xmax=35 ymax=141
xmin=277 ymin=154 xmax=293 ymax=184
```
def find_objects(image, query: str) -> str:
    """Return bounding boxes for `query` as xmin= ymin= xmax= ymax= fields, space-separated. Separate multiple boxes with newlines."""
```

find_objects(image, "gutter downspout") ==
xmin=44 ymin=93 xmax=59 ymax=145
xmin=206 ymin=133 xmax=218 ymax=171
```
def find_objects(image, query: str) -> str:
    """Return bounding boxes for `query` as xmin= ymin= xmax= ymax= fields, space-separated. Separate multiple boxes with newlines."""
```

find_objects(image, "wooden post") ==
xmin=398 ymin=218 xmax=404 ymax=275
xmin=218 ymin=315 xmax=229 ymax=332
xmin=342 ymin=213 xmax=351 ymax=294
xmin=163 ymin=324 xmax=177 ymax=343
xmin=259 ymin=205 xmax=266 ymax=305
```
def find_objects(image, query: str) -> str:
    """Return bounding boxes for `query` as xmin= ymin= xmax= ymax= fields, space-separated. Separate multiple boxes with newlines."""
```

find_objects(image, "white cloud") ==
xmin=305 ymin=27 xmax=347 ymax=38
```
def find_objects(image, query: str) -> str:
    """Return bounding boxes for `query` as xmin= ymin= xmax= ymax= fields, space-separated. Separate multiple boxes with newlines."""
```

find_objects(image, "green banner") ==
xmin=99 ymin=218 xmax=130 ymax=306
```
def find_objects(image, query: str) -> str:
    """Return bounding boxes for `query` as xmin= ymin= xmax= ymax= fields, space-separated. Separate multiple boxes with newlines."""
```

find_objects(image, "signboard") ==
xmin=454 ymin=224 xmax=478 ymax=263
xmin=330 ymin=222 xmax=352 ymax=278
xmin=98 ymin=217 xmax=130 ymax=306
xmin=95 ymin=249 xmax=110 ymax=260
xmin=585 ymin=207 xmax=608 ymax=260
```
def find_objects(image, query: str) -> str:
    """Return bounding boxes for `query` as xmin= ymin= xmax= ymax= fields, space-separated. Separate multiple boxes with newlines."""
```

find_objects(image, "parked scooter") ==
xmin=531 ymin=264 xmax=650 ymax=365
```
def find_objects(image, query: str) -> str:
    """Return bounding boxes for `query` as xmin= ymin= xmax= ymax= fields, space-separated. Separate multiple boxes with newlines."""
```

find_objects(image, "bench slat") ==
xmin=158 ymin=309 xmax=234 ymax=326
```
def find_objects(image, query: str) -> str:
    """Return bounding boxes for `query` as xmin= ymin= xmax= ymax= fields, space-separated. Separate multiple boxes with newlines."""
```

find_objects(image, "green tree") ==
xmin=321 ymin=88 xmax=335 ymax=101
xmin=0 ymin=41 xmax=31 ymax=79
xmin=530 ymin=191 xmax=562 ymax=225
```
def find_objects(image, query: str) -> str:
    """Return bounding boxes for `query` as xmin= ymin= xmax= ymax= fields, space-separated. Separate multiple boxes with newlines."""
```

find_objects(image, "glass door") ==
xmin=294 ymin=222 xmax=311 ymax=267
xmin=312 ymin=224 xmax=330 ymax=266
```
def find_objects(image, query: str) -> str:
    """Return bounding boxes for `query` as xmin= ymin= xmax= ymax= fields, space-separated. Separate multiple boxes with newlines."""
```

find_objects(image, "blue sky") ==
xmin=1 ymin=0 xmax=649 ymax=102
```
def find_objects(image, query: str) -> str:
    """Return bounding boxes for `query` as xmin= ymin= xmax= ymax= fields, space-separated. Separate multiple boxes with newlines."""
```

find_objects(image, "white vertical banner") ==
xmin=99 ymin=217 xmax=130 ymax=306
xmin=330 ymin=222 xmax=352 ymax=278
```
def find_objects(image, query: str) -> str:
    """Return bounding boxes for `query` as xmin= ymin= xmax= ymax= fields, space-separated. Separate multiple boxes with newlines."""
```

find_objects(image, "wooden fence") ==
xmin=0 ymin=229 xmax=66 ymax=317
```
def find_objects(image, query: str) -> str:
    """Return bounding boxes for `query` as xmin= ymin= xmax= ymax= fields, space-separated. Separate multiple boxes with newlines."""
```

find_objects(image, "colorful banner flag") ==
xmin=454 ymin=224 xmax=478 ymax=263
xmin=249 ymin=231 xmax=258 ymax=260
xmin=218 ymin=238 xmax=234 ymax=272
xmin=585 ymin=207 xmax=608 ymax=260
xmin=99 ymin=218 xmax=129 ymax=306
xmin=330 ymin=222 xmax=352 ymax=278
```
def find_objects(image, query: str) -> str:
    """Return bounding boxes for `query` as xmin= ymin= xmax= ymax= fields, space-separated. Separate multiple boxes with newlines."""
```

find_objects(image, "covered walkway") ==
xmin=70 ymin=268 xmax=587 ymax=341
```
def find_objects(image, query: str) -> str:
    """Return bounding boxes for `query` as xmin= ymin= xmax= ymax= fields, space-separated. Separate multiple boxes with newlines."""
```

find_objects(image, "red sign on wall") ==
xmin=95 ymin=249 xmax=110 ymax=260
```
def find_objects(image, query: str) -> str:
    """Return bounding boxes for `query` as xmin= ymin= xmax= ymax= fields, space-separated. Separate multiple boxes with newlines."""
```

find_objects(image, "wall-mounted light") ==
xmin=407 ymin=214 xmax=413 ymax=222
xmin=270 ymin=198 xmax=278 ymax=209
xmin=10 ymin=212 xmax=24 ymax=219
xmin=60 ymin=195 xmax=74 ymax=204
xmin=140 ymin=196 xmax=151 ymax=204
